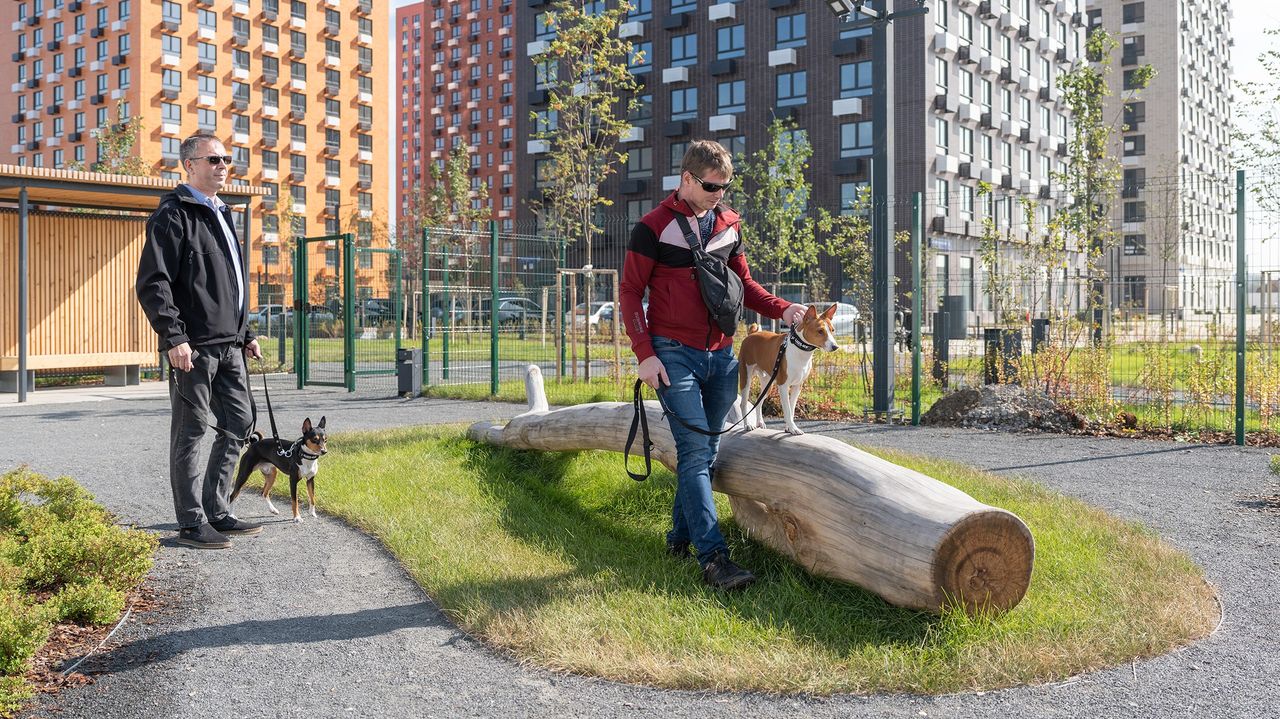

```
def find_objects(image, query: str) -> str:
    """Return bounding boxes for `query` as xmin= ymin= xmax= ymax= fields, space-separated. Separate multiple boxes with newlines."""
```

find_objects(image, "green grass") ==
xmin=282 ymin=425 xmax=1218 ymax=694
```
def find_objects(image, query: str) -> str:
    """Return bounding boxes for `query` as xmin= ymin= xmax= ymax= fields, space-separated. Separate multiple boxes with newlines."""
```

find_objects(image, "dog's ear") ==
xmin=318 ymin=416 xmax=326 ymax=429
xmin=822 ymin=304 xmax=838 ymax=320
xmin=302 ymin=417 xmax=313 ymax=433
xmin=804 ymin=305 xmax=818 ymax=321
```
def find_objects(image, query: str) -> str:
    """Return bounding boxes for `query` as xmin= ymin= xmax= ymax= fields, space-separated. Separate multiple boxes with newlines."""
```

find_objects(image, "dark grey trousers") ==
xmin=168 ymin=342 xmax=252 ymax=530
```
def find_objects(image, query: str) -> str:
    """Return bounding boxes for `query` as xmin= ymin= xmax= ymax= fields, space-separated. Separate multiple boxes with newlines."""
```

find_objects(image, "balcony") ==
xmin=832 ymin=98 xmax=863 ymax=117
xmin=619 ymin=21 xmax=643 ymax=38
xmin=527 ymin=139 xmax=549 ymax=154
xmin=709 ymin=2 xmax=736 ymax=21
xmin=768 ymin=48 xmax=797 ymax=67
xmin=662 ymin=66 xmax=689 ymax=84
xmin=708 ymin=114 xmax=736 ymax=132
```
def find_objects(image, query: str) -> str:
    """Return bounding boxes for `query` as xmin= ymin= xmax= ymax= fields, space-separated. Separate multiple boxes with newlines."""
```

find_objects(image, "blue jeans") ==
xmin=651 ymin=335 xmax=739 ymax=566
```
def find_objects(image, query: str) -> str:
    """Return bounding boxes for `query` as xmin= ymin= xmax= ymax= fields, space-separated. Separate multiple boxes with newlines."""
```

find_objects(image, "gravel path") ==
xmin=1 ymin=386 xmax=1276 ymax=719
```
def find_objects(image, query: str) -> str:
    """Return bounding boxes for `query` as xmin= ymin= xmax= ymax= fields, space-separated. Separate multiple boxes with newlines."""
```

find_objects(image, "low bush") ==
xmin=51 ymin=578 xmax=127 ymax=626
xmin=0 ymin=467 xmax=157 ymax=717
xmin=0 ymin=591 xmax=52 ymax=676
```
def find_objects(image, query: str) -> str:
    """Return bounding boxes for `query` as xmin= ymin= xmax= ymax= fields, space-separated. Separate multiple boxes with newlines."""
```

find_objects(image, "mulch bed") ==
xmin=21 ymin=581 xmax=167 ymax=708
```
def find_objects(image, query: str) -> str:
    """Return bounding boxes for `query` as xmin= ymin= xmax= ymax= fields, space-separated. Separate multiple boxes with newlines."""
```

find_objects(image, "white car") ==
xmin=824 ymin=302 xmax=862 ymax=337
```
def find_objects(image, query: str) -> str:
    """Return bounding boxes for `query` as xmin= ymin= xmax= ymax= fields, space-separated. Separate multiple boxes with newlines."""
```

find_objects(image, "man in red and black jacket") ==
xmin=620 ymin=140 xmax=807 ymax=591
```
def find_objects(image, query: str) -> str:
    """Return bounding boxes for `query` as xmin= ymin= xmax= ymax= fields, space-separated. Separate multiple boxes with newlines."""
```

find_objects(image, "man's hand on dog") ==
xmin=783 ymin=303 xmax=809 ymax=326
xmin=638 ymin=355 xmax=669 ymax=389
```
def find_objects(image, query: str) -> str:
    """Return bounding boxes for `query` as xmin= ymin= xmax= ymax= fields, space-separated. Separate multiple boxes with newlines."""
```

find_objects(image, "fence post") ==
xmin=490 ymin=220 xmax=500 ymax=397
xmin=342 ymin=233 xmax=355 ymax=392
xmin=294 ymin=239 xmax=306 ymax=389
xmin=442 ymin=240 xmax=450 ymax=381
xmin=912 ymin=192 xmax=922 ymax=426
xmin=421 ymin=228 xmax=430 ymax=387
xmin=1236 ymin=170 xmax=1246 ymax=446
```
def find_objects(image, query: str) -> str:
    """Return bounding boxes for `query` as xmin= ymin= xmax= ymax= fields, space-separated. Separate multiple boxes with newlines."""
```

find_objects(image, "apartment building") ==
xmin=1088 ymin=0 xmax=1234 ymax=316
xmin=513 ymin=0 xmax=1088 ymax=318
xmin=0 ymin=0 xmax=389 ymax=309
xmin=397 ymin=0 xmax=517 ymax=228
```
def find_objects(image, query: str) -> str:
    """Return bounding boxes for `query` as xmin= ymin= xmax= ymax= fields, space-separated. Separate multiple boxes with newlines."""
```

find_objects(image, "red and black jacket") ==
xmin=620 ymin=191 xmax=791 ymax=363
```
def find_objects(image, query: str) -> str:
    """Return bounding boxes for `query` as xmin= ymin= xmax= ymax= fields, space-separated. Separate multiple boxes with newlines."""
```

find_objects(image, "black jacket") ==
xmin=136 ymin=185 xmax=253 ymax=351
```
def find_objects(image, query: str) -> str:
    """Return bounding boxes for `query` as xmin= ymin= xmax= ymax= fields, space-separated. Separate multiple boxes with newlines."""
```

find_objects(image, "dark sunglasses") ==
xmin=190 ymin=154 xmax=234 ymax=166
xmin=689 ymin=172 xmax=732 ymax=193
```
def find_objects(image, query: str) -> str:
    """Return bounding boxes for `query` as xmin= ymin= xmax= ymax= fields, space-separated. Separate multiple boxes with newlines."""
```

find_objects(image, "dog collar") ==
xmin=788 ymin=325 xmax=818 ymax=352
xmin=299 ymin=447 xmax=322 ymax=460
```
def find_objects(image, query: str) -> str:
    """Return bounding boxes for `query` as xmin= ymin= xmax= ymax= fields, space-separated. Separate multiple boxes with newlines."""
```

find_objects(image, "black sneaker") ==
xmin=210 ymin=516 xmax=264 ymax=536
xmin=177 ymin=523 xmax=233 ymax=549
xmin=702 ymin=551 xmax=756 ymax=591
xmin=666 ymin=539 xmax=693 ymax=561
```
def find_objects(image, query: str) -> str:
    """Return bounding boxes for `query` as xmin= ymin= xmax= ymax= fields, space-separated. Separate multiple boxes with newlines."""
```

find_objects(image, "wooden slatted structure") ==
xmin=0 ymin=165 xmax=268 ymax=401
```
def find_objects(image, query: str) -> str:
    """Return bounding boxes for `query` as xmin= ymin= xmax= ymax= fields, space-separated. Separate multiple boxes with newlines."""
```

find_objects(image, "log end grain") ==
xmin=932 ymin=509 xmax=1035 ymax=614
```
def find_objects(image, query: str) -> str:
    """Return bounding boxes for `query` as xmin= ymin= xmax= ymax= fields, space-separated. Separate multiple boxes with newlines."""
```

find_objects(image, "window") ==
xmin=161 ymin=68 xmax=181 ymax=91
xmin=840 ymin=121 xmax=873 ymax=158
xmin=161 ymin=35 xmax=181 ymax=57
xmin=671 ymin=87 xmax=697 ymax=120
xmin=717 ymin=25 xmax=744 ymax=60
xmin=1123 ymin=201 xmax=1145 ymax=223
xmin=1122 ymin=168 xmax=1145 ymax=198
xmin=935 ymin=178 xmax=950 ymax=215
xmin=936 ymin=117 xmax=950 ymax=152
xmin=198 ymin=74 xmax=216 ymax=97
xmin=935 ymin=57 xmax=949 ymax=95
xmin=1123 ymin=101 xmax=1146 ymax=131
xmin=669 ymin=141 xmax=688 ymax=174
xmin=960 ymin=184 xmax=975 ymax=221
xmin=776 ymin=71 xmax=806 ymax=107
xmin=161 ymin=1 xmax=180 ymax=24
xmin=197 ymin=108 xmax=216 ymax=130
xmin=626 ymin=146 xmax=651 ymax=178
xmin=1124 ymin=234 xmax=1146 ymax=256
xmin=776 ymin=13 xmax=806 ymax=49
xmin=671 ymin=33 xmax=696 ymax=67
xmin=839 ymin=61 xmax=872 ymax=98
xmin=670 ymin=0 xmax=695 ymax=14
xmin=630 ymin=41 xmax=651 ymax=74
xmin=1121 ymin=2 xmax=1144 ymax=24
xmin=1123 ymin=135 xmax=1145 ymax=156
xmin=722 ymin=135 xmax=746 ymax=163
xmin=1122 ymin=69 xmax=1146 ymax=90
xmin=629 ymin=93 xmax=652 ymax=125
xmin=1122 ymin=275 xmax=1146 ymax=308
xmin=198 ymin=42 xmax=216 ymax=65
xmin=717 ymin=80 xmax=745 ymax=114
xmin=840 ymin=182 xmax=867 ymax=216
xmin=198 ymin=8 xmax=216 ymax=30
xmin=162 ymin=136 xmax=180 ymax=159
xmin=628 ymin=0 xmax=652 ymax=21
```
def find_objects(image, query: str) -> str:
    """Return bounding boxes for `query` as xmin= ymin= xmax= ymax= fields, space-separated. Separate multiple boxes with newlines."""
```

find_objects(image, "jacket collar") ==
xmin=659 ymin=191 xmax=740 ymax=233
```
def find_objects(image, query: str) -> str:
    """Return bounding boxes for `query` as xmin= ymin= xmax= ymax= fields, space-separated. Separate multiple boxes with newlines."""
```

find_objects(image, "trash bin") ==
xmin=983 ymin=328 xmax=1023 ymax=385
xmin=1031 ymin=318 xmax=1051 ymax=354
xmin=396 ymin=347 xmax=422 ymax=397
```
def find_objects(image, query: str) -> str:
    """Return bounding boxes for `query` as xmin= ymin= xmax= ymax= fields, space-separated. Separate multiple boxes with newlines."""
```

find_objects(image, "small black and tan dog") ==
xmin=230 ymin=416 xmax=328 ymax=523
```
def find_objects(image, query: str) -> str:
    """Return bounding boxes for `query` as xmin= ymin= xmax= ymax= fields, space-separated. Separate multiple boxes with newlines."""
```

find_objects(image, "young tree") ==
xmin=529 ymin=0 xmax=640 ymax=270
xmin=1054 ymin=28 xmax=1155 ymax=342
xmin=1234 ymin=25 xmax=1280 ymax=214
xmin=736 ymin=118 xmax=822 ymax=306
xmin=70 ymin=101 xmax=149 ymax=176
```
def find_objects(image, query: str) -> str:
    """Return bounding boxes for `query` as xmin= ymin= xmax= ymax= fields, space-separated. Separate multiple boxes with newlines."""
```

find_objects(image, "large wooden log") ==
xmin=467 ymin=366 xmax=1034 ymax=614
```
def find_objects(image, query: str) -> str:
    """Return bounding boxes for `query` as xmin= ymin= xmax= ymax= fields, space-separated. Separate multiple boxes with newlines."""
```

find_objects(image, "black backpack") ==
xmin=674 ymin=213 xmax=744 ymax=337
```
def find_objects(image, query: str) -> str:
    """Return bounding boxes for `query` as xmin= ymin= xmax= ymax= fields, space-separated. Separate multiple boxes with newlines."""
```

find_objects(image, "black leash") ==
xmin=624 ymin=331 xmax=797 ymax=481
xmin=169 ymin=349 xmax=275 ymax=446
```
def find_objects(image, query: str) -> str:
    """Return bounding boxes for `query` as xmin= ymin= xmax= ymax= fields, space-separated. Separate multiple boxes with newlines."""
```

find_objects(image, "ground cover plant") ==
xmin=0 ymin=468 xmax=156 ymax=717
xmin=289 ymin=425 xmax=1218 ymax=694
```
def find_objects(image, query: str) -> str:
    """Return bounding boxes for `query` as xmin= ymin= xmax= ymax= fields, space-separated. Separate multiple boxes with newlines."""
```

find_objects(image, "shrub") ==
xmin=0 ymin=676 xmax=33 ymax=717
xmin=16 ymin=516 xmax=156 ymax=592
xmin=0 ymin=591 xmax=52 ymax=676
xmin=51 ymin=578 xmax=126 ymax=626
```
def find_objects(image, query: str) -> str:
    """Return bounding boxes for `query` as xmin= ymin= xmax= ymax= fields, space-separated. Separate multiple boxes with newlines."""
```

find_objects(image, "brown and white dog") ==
xmin=737 ymin=305 xmax=840 ymax=435
xmin=229 ymin=417 xmax=328 ymax=523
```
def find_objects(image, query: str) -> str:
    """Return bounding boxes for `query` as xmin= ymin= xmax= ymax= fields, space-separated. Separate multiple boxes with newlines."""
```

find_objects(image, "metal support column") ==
xmin=870 ymin=12 xmax=895 ymax=416
xmin=490 ymin=220 xmax=499 ymax=396
xmin=911 ymin=192 xmax=922 ymax=425
xmin=342 ymin=232 xmax=355 ymax=392
xmin=17 ymin=188 xmax=28 ymax=403
xmin=1236 ymin=170 xmax=1246 ymax=446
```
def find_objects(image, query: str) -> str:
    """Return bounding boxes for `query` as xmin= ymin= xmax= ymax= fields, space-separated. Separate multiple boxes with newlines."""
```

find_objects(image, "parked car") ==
xmin=360 ymin=297 xmax=398 ymax=326
xmin=565 ymin=301 xmax=647 ymax=330
xmin=248 ymin=304 xmax=287 ymax=329
xmin=826 ymin=302 xmax=862 ymax=337
xmin=475 ymin=297 xmax=542 ymax=325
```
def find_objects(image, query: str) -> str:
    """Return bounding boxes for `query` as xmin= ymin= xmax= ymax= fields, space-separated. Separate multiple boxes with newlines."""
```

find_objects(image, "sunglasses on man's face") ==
xmin=190 ymin=155 xmax=234 ymax=166
xmin=689 ymin=172 xmax=732 ymax=194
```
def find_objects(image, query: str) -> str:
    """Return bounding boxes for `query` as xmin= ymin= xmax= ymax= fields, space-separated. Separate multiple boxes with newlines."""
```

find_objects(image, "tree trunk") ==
xmin=467 ymin=366 xmax=1035 ymax=615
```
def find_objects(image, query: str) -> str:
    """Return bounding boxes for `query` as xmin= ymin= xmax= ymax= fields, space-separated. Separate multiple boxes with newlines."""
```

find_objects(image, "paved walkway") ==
xmin=1 ymin=382 xmax=1277 ymax=719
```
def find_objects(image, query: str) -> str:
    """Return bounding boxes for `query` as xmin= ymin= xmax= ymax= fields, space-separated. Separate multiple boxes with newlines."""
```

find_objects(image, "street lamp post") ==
xmin=827 ymin=0 xmax=928 ymax=418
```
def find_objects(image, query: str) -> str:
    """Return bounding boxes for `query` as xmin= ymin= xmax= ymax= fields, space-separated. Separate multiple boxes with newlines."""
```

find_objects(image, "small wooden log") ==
xmin=467 ymin=366 xmax=1034 ymax=614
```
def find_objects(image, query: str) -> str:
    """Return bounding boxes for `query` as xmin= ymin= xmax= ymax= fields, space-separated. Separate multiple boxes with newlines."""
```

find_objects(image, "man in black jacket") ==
xmin=137 ymin=133 xmax=264 ymax=549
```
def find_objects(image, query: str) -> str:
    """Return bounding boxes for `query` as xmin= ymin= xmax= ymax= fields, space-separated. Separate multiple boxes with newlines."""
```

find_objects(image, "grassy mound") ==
xmin=284 ymin=425 xmax=1216 ymax=694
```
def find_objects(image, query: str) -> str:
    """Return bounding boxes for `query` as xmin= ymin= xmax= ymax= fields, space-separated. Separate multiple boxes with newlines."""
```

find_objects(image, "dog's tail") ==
xmin=747 ymin=322 xmax=761 ymax=335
